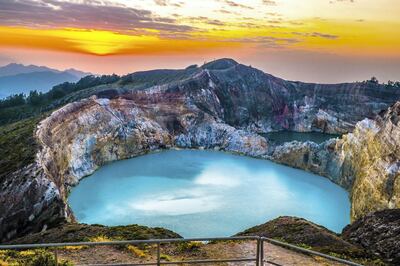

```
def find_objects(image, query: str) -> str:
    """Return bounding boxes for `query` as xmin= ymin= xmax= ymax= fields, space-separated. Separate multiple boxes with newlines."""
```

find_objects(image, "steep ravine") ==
xmin=1 ymin=59 xmax=400 ymax=243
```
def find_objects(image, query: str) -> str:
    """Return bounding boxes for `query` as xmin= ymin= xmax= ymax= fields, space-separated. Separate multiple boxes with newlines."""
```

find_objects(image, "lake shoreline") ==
xmin=69 ymin=149 xmax=350 ymax=237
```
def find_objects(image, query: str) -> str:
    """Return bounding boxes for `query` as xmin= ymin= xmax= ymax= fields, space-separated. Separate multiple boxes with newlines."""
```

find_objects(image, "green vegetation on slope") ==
xmin=0 ymin=67 xmax=201 ymax=126
xmin=0 ymin=249 xmax=72 ymax=266
xmin=119 ymin=68 xmax=199 ymax=89
xmin=9 ymin=223 xmax=181 ymax=244
xmin=237 ymin=216 xmax=385 ymax=265
xmin=2 ymin=224 xmax=196 ymax=266
xmin=0 ymin=116 xmax=42 ymax=182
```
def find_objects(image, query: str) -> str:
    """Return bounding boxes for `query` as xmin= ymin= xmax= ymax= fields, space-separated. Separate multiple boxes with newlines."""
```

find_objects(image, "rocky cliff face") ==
xmin=36 ymin=96 xmax=268 ymax=189
xmin=0 ymin=163 xmax=65 ymax=241
xmin=267 ymin=139 xmax=353 ymax=188
xmin=1 ymin=58 xmax=400 ymax=242
xmin=192 ymin=60 xmax=399 ymax=134
xmin=269 ymin=102 xmax=400 ymax=222
xmin=342 ymin=209 xmax=400 ymax=264
xmin=339 ymin=103 xmax=400 ymax=220
xmin=1 ymin=91 xmax=267 ymax=241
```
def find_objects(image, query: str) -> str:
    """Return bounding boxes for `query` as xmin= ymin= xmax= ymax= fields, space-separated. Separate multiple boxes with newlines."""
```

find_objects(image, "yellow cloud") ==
xmin=0 ymin=15 xmax=399 ymax=59
xmin=0 ymin=26 xmax=241 ymax=56
xmin=292 ymin=19 xmax=400 ymax=57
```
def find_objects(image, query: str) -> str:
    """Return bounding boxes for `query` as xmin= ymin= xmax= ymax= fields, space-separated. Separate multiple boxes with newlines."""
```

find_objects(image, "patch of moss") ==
xmin=87 ymin=235 xmax=112 ymax=243
xmin=126 ymin=245 xmax=147 ymax=258
xmin=0 ymin=249 xmax=72 ymax=266
xmin=176 ymin=242 xmax=203 ymax=254
xmin=159 ymin=254 xmax=171 ymax=261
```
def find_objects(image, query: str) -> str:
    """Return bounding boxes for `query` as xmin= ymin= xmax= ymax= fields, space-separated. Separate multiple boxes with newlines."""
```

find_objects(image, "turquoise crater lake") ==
xmin=68 ymin=150 xmax=350 ymax=237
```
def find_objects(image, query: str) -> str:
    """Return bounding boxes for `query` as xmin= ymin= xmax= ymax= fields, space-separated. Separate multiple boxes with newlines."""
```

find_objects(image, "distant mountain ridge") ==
xmin=0 ymin=63 xmax=92 ymax=98
xmin=0 ymin=63 xmax=91 ymax=77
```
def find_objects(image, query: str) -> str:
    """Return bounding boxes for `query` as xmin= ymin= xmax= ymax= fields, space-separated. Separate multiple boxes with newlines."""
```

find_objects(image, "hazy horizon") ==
xmin=1 ymin=55 xmax=398 ymax=84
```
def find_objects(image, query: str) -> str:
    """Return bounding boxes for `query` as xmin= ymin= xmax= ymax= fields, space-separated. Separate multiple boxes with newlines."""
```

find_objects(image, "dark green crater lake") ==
xmin=263 ymin=131 xmax=340 ymax=145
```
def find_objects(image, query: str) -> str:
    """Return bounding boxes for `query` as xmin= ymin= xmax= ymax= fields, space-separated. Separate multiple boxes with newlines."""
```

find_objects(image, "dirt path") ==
xmin=223 ymin=240 xmax=345 ymax=266
xmin=57 ymin=240 xmax=347 ymax=266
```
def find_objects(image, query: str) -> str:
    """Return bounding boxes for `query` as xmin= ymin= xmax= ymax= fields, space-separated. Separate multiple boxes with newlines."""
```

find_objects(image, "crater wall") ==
xmin=2 ymin=59 xmax=400 ymax=241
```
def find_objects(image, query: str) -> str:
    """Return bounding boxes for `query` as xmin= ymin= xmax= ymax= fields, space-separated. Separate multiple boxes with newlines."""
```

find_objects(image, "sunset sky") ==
xmin=0 ymin=0 xmax=399 ymax=83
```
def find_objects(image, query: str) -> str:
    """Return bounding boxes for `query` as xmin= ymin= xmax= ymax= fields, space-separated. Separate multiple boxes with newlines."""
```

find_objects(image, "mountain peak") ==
xmin=4 ymin=63 xmax=24 ymax=67
xmin=202 ymin=58 xmax=239 ymax=70
xmin=0 ymin=63 xmax=92 ymax=78
xmin=0 ymin=63 xmax=57 ymax=77
xmin=64 ymin=68 xmax=92 ymax=77
xmin=0 ymin=63 xmax=92 ymax=98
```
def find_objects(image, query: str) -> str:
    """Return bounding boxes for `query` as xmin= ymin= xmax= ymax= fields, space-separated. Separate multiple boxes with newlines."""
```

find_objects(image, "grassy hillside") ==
xmin=9 ymin=223 xmax=181 ymax=244
xmin=2 ymin=223 xmax=180 ymax=266
xmin=0 ymin=116 xmax=42 ymax=182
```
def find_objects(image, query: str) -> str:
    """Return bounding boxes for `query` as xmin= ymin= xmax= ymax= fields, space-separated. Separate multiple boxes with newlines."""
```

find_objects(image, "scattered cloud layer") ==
xmin=154 ymin=0 xmax=183 ymax=8
xmin=292 ymin=31 xmax=339 ymax=40
xmin=218 ymin=0 xmax=254 ymax=9
xmin=0 ymin=0 xmax=398 ymax=60
xmin=0 ymin=0 xmax=192 ymax=34
xmin=262 ymin=0 xmax=277 ymax=5
xmin=0 ymin=0 xmax=398 ymax=83
xmin=154 ymin=0 xmax=168 ymax=6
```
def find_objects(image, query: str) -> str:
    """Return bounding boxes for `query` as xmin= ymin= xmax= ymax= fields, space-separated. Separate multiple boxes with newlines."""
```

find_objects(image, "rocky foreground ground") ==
xmin=0 ymin=238 xmax=349 ymax=266
xmin=3 ymin=211 xmax=399 ymax=266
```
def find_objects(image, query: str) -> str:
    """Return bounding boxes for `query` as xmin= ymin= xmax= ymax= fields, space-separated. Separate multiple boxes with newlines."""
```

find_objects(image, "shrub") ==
xmin=176 ymin=241 xmax=203 ymax=253
xmin=0 ymin=249 xmax=72 ymax=266
xmin=88 ymin=235 xmax=112 ymax=242
xmin=160 ymin=254 xmax=171 ymax=261
xmin=126 ymin=245 xmax=146 ymax=258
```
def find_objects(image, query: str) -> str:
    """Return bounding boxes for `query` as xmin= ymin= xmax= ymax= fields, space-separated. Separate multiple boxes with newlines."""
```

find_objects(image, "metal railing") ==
xmin=0 ymin=236 xmax=363 ymax=266
xmin=261 ymin=237 xmax=362 ymax=266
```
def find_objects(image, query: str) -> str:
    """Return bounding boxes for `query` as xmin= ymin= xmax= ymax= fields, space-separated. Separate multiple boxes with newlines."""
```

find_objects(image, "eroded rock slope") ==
xmin=270 ymin=103 xmax=400 ymax=221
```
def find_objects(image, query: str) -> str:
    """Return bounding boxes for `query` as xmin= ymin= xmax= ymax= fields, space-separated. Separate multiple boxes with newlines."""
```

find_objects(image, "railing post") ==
xmin=53 ymin=248 xmax=58 ymax=266
xmin=260 ymin=238 xmax=264 ymax=266
xmin=256 ymin=237 xmax=260 ymax=266
xmin=157 ymin=242 xmax=161 ymax=266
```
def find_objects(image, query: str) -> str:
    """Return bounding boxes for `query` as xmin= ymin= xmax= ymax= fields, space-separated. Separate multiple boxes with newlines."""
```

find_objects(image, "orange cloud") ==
xmin=0 ymin=16 xmax=399 ymax=59
xmin=0 ymin=26 xmax=241 ymax=56
xmin=292 ymin=19 xmax=400 ymax=58
xmin=0 ymin=0 xmax=399 ymax=60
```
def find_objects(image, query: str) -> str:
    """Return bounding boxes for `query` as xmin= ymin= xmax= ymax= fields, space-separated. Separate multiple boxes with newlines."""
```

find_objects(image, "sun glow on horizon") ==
xmin=0 ymin=26 xmax=245 ymax=56
xmin=0 ymin=0 xmax=399 ymax=82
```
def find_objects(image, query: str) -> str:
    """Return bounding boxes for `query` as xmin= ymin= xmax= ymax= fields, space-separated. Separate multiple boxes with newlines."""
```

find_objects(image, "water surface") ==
xmin=263 ymin=131 xmax=340 ymax=145
xmin=69 ymin=150 xmax=350 ymax=237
